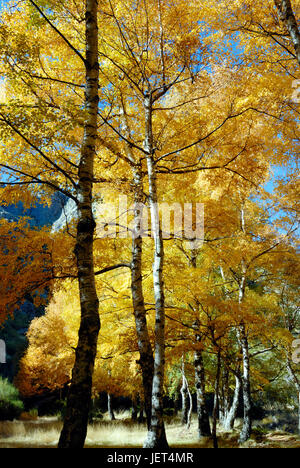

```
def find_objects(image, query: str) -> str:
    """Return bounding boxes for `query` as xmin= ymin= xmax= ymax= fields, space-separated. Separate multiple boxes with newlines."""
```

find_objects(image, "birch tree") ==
xmin=274 ymin=0 xmax=300 ymax=65
xmin=0 ymin=0 xmax=101 ymax=448
xmin=119 ymin=96 xmax=154 ymax=430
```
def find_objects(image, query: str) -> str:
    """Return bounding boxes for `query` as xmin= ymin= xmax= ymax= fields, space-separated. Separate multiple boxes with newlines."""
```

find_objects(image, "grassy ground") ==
xmin=0 ymin=412 xmax=299 ymax=448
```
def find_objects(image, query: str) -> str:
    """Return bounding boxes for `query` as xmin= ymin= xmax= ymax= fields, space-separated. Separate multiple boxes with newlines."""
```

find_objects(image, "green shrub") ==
xmin=0 ymin=377 xmax=24 ymax=420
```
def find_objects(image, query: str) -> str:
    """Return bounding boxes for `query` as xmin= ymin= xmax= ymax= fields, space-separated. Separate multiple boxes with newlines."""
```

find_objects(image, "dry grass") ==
xmin=0 ymin=417 xmax=62 ymax=448
xmin=0 ymin=412 xmax=299 ymax=448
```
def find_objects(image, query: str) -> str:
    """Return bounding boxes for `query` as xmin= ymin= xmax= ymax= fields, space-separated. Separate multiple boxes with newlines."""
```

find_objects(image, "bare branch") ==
xmin=94 ymin=263 xmax=131 ymax=276
xmin=155 ymin=107 xmax=254 ymax=163
xmin=0 ymin=163 xmax=78 ymax=203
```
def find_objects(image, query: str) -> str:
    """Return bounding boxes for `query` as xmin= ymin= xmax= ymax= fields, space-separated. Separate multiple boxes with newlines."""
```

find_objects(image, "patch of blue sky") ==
xmin=255 ymin=161 xmax=299 ymax=238
xmin=0 ymin=0 xmax=7 ymax=11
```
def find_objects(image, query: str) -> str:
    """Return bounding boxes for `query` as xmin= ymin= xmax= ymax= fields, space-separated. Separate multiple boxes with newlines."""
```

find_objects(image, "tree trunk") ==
xmin=238 ymin=324 xmax=252 ymax=444
xmin=108 ymin=393 xmax=116 ymax=421
xmin=143 ymin=90 xmax=168 ymax=449
xmin=298 ymin=391 xmax=300 ymax=435
xmin=181 ymin=358 xmax=188 ymax=425
xmin=224 ymin=374 xmax=241 ymax=431
xmin=274 ymin=0 xmax=300 ymax=65
xmin=58 ymin=0 xmax=100 ymax=449
xmin=220 ymin=366 xmax=230 ymax=426
xmin=190 ymin=256 xmax=211 ymax=439
xmin=193 ymin=329 xmax=211 ymax=438
xmin=237 ymin=253 xmax=252 ymax=444
xmin=120 ymin=99 xmax=154 ymax=430
xmin=180 ymin=357 xmax=192 ymax=428
xmin=212 ymin=351 xmax=221 ymax=449
xmin=187 ymin=384 xmax=193 ymax=430
xmin=286 ymin=356 xmax=300 ymax=434
xmin=131 ymin=164 xmax=154 ymax=430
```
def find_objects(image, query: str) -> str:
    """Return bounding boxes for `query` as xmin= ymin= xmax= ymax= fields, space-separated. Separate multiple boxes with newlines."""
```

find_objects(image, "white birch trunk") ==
xmin=180 ymin=356 xmax=192 ymax=428
xmin=286 ymin=355 xmax=300 ymax=434
xmin=58 ymin=0 xmax=100 ymax=449
xmin=143 ymin=90 xmax=168 ymax=449
xmin=237 ymin=263 xmax=252 ymax=443
xmin=212 ymin=350 xmax=221 ymax=449
xmin=274 ymin=0 xmax=300 ymax=65
xmin=224 ymin=374 xmax=242 ymax=431
xmin=120 ymin=101 xmax=154 ymax=429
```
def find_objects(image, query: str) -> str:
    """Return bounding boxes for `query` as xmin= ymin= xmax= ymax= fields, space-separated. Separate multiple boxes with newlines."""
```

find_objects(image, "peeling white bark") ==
xmin=274 ymin=0 xmax=300 ymax=65
xmin=224 ymin=374 xmax=242 ymax=431
xmin=143 ymin=91 xmax=168 ymax=449
xmin=237 ymin=260 xmax=252 ymax=444
xmin=120 ymin=100 xmax=154 ymax=429
xmin=58 ymin=0 xmax=100 ymax=448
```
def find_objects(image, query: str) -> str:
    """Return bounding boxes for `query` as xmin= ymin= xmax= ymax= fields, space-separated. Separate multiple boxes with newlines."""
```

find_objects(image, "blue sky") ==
xmin=0 ymin=0 xmax=296 ymax=204
xmin=0 ymin=0 xmax=7 ymax=11
xmin=264 ymin=165 xmax=286 ymax=193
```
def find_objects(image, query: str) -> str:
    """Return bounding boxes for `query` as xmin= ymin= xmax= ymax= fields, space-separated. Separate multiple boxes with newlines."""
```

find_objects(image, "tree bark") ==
xmin=224 ymin=374 xmax=241 ymax=431
xmin=119 ymin=99 xmax=154 ymax=431
xmin=143 ymin=90 xmax=168 ymax=449
xmin=220 ymin=366 xmax=230 ymax=426
xmin=286 ymin=356 xmax=300 ymax=434
xmin=180 ymin=357 xmax=192 ymax=428
xmin=212 ymin=350 xmax=221 ymax=449
xmin=193 ymin=326 xmax=211 ymax=438
xmin=237 ymin=250 xmax=252 ymax=444
xmin=131 ymin=163 xmax=154 ymax=430
xmin=238 ymin=323 xmax=252 ymax=444
xmin=298 ymin=391 xmax=300 ymax=435
xmin=274 ymin=0 xmax=300 ymax=65
xmin=181 ymin=380 xmax=189 ymax=426
xmin=108 ymin=393 xmax=116 ymax=420
xmin=58 ymin=0 xmax=100 ymax=449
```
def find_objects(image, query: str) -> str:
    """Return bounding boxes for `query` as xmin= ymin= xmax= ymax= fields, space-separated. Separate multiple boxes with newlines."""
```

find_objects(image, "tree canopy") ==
xmin=0 ymin=0 xmax=299 ymax=449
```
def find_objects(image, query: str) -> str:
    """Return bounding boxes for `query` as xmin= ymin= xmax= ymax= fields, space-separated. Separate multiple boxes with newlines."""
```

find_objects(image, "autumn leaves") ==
xmin=0 ymin=0 xmax=299 ymax=448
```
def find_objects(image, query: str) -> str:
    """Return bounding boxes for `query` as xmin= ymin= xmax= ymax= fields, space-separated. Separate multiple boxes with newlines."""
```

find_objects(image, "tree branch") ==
xmin=0 ymin=163 xmax=78 ymax=203
xmin=28 ymin=0 xmax=86 ymax=64
xmin=94 ymin=263 xmax=131 ymax=276
xmin=0 ymin=113 xmax=78 ymax=190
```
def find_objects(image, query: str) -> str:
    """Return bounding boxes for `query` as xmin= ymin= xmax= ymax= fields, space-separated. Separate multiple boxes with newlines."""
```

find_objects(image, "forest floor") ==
xmin=0 ymin=412 xmax=299 ymax=448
